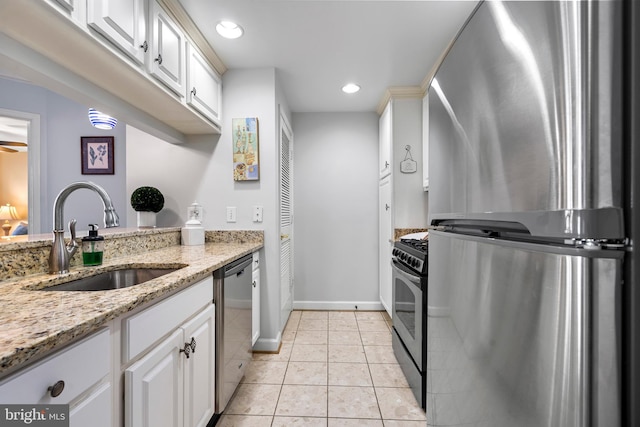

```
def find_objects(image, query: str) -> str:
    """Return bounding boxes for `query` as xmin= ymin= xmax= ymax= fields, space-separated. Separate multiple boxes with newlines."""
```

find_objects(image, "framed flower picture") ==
xmin=232 ymin=118 xmax=260 ymax=181
xmin=81 ymin=136 xmax=114 ymax=175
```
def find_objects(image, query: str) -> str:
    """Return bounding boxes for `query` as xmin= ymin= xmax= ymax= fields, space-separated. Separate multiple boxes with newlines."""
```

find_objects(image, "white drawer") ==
xmin=0 ymin=328 xmax=110 ymax=405
xmin=123 ymin=276 xmax=213 ymax=362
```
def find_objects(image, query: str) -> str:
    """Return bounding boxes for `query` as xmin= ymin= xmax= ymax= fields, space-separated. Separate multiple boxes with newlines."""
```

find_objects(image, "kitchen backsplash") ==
xmin=0 ymin=228 xmax=264 ymax=282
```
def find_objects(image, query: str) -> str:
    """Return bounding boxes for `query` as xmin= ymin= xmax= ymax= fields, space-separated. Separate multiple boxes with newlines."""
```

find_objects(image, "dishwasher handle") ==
xmin=224 ymin=254 xmax=253 ymax=277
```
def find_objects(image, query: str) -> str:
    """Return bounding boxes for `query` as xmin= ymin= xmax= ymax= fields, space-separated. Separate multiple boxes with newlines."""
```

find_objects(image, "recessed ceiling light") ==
xmin=216 ymin=21 xmax=244 ymax=39
xmin=342 ymin=83 xmax=360 ymax=94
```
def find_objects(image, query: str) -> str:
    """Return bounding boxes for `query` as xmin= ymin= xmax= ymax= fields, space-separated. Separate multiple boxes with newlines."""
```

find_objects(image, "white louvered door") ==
xmin=279 ymin=111 xmax=293 ymax=327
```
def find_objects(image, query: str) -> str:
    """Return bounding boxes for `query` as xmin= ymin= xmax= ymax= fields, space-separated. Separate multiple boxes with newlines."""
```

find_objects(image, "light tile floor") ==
xmin=217 ymin=310 xmax=426 ymax=426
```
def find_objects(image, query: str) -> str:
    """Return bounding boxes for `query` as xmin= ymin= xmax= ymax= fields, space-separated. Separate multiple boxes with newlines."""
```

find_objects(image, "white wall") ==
xmin=125 ymin=126 xmax=215 ymax=227
xmin=292 ymin=112 xmax=381 ymax=310
xmin=126 ymin=68 xmax=289 ymax=352
xmin=196 ymin=68 xmax=285 ymax=351
xmin=392 ymin=98 xmax=429 ymax=228
xmin=0 ymin=78 xmax=127 ymax=234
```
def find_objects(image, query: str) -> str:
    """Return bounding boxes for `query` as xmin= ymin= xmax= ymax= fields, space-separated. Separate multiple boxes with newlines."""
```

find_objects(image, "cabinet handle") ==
xmin=155 ymin=53 xmax=163 ymax=65
xmin=48 ymin=380 xmax=65 ymax=398
xmin=385 ymin=204 xmax=390 ymax=211
xmin=140 ymin=41 xmax=148 ymax=52
xmin=189 ymin=337 xmax=197 ymax=353
xmin=252 ymin=281 xmax=256 ymax=288
xmin=179 ymin=342 xmax=191 ymax=358
xmin=191 ymin=87 xmax=197 ymax=96
xmin=385 ymin=161 xmax=389 ymax=168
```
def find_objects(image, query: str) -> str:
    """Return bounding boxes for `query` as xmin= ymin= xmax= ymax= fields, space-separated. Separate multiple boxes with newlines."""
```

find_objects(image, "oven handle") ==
xmin=391 ymin=259 xmax=422 ymax=286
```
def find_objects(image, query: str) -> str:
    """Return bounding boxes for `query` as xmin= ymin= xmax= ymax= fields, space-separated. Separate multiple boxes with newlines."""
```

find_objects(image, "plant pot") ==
xmin=137 ymin=211 xmax=156 ymax=228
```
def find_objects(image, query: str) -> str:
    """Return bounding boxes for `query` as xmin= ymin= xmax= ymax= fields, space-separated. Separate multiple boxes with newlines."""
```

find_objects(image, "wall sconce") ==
xmin=0 ymin=204 xmax=20 ymax=236
xmin=88 ymin=108 xmax=118 ymax=130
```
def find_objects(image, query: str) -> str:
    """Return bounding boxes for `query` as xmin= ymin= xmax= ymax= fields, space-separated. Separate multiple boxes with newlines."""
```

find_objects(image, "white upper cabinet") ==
xmin=148 ymin=0 xmax=186 ymax=97
xmin=187 ymin=43 xmax=222 ymax=125
xmin=422 ymin=93 xmax=429 ymax=191
xmin=87 ymin=0 xmax=147 ymax=65
xmin=379 ymin=101 xmax=392 ymax=179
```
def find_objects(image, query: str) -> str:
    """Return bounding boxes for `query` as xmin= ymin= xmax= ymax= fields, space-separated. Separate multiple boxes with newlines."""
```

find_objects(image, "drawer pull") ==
xmin=179 ymin=343 xmax=191 ymax=359
xmin=189 ymin=337 xmax=197 ymax=353
xmin=48 ymin=380 xmax=65 ymax=398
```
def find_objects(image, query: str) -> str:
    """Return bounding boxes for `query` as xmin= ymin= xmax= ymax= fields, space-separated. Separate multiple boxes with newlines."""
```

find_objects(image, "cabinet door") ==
xmin=125 ymin=329 xmax=184 ymax=427
xmin=252 ymin=267 xmax=260 ymax=346
xmin=148 ymin=0 xmax=185 ymax=97
xmin=70 ymin=382 xmax=111 ymax=427
xmin=187 ymin=43 xmax=222 ymax=125
xmin=53 ymin=0 xmax=75 ymax=12
xmin=422 ymin=94 xmax=429 ymax=191
xmin=379 ymin=175 xmax=393 ymax=316
xmin=379 ymin=101 xmax=392 ymax=179
xmin=87 ymin=0 xmax=146 ymax=65
xmin=182 ymin=305 xmax=215 ymax=427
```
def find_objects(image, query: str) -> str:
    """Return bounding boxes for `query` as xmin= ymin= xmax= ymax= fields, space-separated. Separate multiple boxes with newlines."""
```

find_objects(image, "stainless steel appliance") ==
xmin=426 ymin=1 xmax=638 ymax=426
xmin=391 ymin=237 xmax=428 ymax=409
xmin=213 ymin=254 xmax=253 ymax=416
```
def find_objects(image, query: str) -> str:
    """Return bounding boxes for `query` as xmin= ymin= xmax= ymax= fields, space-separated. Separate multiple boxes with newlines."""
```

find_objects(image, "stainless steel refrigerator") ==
xmin=426 ymin=1 xmax=639 ymax=426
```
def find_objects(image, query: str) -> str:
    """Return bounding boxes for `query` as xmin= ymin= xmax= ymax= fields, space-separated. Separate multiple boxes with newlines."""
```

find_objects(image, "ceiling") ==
xmin=177 ymin=0 xmax=479 ymax=113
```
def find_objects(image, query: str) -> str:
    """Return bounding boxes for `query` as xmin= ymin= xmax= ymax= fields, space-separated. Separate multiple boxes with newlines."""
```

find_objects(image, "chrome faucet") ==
xmin=49 ymin=181 xmax=120 ymax=274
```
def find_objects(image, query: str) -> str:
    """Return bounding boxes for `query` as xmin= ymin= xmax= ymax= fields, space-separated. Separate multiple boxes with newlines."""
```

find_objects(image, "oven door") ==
xmin=391 ymin=259 xmax=424 ymax=371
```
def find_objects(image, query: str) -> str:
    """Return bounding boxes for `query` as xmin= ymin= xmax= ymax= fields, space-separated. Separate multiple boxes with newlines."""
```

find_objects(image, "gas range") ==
xmin=391 ymin=235 xmax=429 ymax=410
xmin=392 ymin=238 xmax=429 ymax=276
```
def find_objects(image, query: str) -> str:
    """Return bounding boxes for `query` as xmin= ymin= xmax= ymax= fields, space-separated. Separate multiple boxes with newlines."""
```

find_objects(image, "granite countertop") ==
xmin=0 ymin=240 xmax=262 ymax=377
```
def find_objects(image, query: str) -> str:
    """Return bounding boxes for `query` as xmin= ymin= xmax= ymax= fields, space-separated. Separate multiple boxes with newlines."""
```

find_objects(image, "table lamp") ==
xmin=0 ymin=204 xmax=20 ymax=236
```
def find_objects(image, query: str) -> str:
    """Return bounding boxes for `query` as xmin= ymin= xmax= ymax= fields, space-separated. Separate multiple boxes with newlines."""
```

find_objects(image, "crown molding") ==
xmin=376 ymin=86 xmax=424 ymax=115
xmin=158 ymin=0 xmax=227 ymax=76
xmin=421 ymin=34 xmax=458 ymax=94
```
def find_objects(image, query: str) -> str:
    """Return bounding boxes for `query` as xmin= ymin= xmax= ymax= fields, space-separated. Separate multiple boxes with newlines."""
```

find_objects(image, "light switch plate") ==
xmin=226 ymin=207 xmax=237 ymax=223
xmin=253 ymin=206 xmax=263 ymax=222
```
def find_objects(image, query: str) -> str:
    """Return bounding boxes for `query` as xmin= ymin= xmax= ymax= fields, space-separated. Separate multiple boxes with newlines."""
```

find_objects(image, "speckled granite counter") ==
xmin=0 ymin=230 xmax=263 ymax=377
xmin=394 ymin=228 xmax=429 ymax=241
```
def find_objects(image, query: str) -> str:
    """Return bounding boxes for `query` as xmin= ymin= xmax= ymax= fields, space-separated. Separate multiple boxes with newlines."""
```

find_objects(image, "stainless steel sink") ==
xmin=40 ymin=267 xmax=184 ymax=291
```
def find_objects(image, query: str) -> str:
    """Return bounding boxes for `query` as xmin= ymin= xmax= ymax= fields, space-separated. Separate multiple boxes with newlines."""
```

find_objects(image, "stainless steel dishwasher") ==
xmin=213 ymin=254 xmax=253 ymax=415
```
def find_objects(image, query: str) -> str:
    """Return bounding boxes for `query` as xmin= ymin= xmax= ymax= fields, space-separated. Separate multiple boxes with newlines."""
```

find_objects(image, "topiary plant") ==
xmin=130 ymin=186 xmax=164 ymax=213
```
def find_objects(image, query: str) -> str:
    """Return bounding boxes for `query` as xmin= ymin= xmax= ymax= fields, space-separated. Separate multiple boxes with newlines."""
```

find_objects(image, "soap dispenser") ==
xmin=181 ymin=202 xmax=205 ymax=246
xmin=82 ymin=224 xmax=104 ymax=266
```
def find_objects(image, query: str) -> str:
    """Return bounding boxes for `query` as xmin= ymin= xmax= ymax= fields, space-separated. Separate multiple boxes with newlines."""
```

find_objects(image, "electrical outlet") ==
xmin=226 ymin=207 xmax=237 ymax=223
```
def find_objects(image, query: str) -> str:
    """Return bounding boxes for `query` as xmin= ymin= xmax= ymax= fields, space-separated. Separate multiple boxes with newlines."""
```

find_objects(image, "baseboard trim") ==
xmin=293 ymin=301 xmax=385 ymax=311
xmin=252 ymin=331 xmax=282 ymax=352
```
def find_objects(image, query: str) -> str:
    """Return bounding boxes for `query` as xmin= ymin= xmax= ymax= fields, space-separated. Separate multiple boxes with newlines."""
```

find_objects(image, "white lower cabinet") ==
xmin=182 ymin=305 xmax=215 ymax=427
xmin=126 ymin=329 xmax=184 ymax=427
xmin=0 ymin=276 xmax=217 ymax=427
xmin=0 ymin=329 xmax=111 ymax=426
xmin=379 ymin=174 xmax=393 ymax=316
xmin=125 ymin=304 xmax=215 ymax=427
xmin=69 ymin=382 xmax=112 ymax=427
xmin=252 ymin=251 xmax=260 ymax=346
